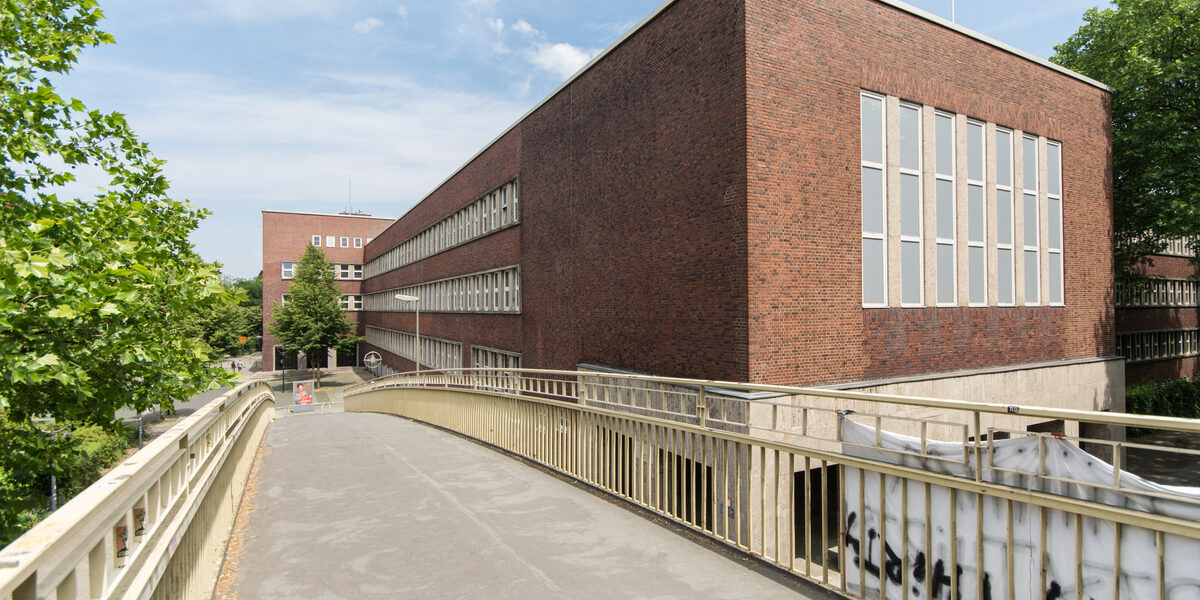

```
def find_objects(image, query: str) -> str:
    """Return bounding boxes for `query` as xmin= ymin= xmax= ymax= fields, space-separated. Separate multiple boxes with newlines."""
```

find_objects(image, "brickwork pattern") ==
xmin=262 ymin=212 xmax=394 ymax=367
xmin=744 ymin=0 xmax=1114 ymax=385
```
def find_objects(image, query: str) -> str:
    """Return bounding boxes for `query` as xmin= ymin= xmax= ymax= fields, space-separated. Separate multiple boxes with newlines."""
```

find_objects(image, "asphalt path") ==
xmin=230 ymin=412 xmax=827 ymax=599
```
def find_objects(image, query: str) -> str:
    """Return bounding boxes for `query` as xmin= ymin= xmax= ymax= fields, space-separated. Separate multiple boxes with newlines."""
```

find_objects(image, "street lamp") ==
xmin=394 ymin=293 xmax=420 ymax=373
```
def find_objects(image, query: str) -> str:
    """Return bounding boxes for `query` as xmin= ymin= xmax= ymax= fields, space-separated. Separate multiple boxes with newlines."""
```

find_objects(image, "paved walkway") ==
xmin=229 ymin=412 xmax=826 ymax=599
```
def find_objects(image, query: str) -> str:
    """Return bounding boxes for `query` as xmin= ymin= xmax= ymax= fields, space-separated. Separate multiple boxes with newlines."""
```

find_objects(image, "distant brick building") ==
xmin=1116 ymin=237 xmax=1200 ymax=383
xmin=357 ymin=0 xmax=1123 ymax=417
xmin=262 ymin=211 xmax=394 ymax=370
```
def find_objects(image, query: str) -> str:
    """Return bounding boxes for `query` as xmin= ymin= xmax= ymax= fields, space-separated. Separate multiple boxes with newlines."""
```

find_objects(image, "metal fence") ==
xmin=346 ymin=368 xmax=1200 ymax=600
xmin=0 ymin=381 xmax=275 ymax=600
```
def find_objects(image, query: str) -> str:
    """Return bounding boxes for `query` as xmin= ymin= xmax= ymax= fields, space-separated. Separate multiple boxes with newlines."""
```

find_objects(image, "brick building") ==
xmin=262 ymin=210 xmax=394 ymax=370
xmin=1116 ymin=237 xmax=1200 ymax=383
xmin=357 ymin=0 xmax=1123 ymax=415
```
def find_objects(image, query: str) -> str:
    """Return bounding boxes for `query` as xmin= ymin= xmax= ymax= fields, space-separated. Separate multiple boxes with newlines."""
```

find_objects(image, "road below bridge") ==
xmin=225 ymin=411 xmax=826 ymax=599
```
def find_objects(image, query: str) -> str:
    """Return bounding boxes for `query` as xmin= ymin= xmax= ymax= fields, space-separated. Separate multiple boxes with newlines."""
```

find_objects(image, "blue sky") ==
xmin=53 ymin=0 xmax=1107 ymax=279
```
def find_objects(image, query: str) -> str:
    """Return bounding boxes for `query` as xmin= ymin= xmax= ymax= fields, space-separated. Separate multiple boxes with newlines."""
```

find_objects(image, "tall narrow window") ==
xmin=1022 ymin=135 xmax=1040 ymax=305
xmin=966 ymin=120 xmax=986 ymax=305
xmin=935 ymin=112 xmax=957 ymax=305
xmin=281 ymin=262 xmax=295 ymax=279
xmin=861 ymin=92 xmax=886 ymax=306
xmin=899 ymin=102 xmax=923 ymax=306
xmin=1047 ymin=141 xmax=1064 ymax=305
xmin=995 ymin=129 xmax=1015 ymax=304
xmin=354 ymin=237 xmax=362 ymax=248
xmin=340 ymin=236 xmax=349 ymax=248
xmin=311 ymin=235 xmax=321 ymax=247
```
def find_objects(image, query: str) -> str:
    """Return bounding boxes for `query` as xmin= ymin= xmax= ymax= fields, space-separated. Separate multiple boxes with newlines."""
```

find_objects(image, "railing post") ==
xmin=698 ymin=387 xmax=708 ymax=429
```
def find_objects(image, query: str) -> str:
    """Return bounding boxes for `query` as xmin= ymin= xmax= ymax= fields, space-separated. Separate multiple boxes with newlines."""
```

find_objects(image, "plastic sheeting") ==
xmin=840 ymin=417 xmax=1200 ymax=599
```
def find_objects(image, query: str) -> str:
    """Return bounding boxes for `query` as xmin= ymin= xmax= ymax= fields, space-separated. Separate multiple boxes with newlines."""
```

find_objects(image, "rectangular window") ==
xmin=966 ymin=120 xmax=986 ymax=305
xmin=1047 ymin=141 xmax=1064 ymax=305
xmin=861 ymin=91 xmax=887 ymax=307
xmin=935 ymin=112 xmax=957 ymax=306
xmin=281 ymin=262 xmax=295 ymax=279
xmin=995 ymin=129 xmax=1015 ymax=305
xmin=311 ymin=235 xmax=321 ymax=247
xmin=899 ymin=102 xmax=923 ymax=306
xmin=340 ymin=295 xmax=363 ymax=311
xmin=353 ymin=264 xmax=363 ymax=280
xmin=354 ymin=237 xmax=362 ymax=248
xmin=340 ymin=237 xmax=349 ymax=248
xmin=326 ymin=235 xmax=336 ymax=247
xmin=281 ymin=294 xmax=290 ymax=305
xmin=1022 ymin=135 xmax=1040 ymax=305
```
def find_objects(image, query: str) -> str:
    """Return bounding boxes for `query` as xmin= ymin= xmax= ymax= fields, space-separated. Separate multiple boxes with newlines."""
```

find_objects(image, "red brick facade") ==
xmin=1119 ymin=254 xmax=1200 ymax=383
xmin=360 ymin=0 xmax=1116 ymax=388
xmin=262 ymin=211 xmax=394 ymax=368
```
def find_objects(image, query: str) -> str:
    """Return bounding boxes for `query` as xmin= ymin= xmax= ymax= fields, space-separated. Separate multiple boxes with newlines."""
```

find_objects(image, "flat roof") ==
xmin=262 ymin=210 xmax=395 ymax=221
xmin=391 ymin=0 xmax=1108 ymax=229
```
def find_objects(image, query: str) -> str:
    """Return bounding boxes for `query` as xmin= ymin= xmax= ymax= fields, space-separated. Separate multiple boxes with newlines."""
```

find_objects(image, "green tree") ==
xmin=0 ymin=0 xmax=235 ymax=426
xmin=269 ymin=245 xmax=358 ymax=383
xmin=1052 ymin=0 xmax=1200 ymax=277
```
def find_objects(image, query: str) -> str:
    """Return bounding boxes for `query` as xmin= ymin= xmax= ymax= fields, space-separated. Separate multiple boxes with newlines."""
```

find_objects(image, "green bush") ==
xmin=0 ymin=417 xmax=132 ymax=548
xmin=1126 ymin=376 xmax=1200 ymax=420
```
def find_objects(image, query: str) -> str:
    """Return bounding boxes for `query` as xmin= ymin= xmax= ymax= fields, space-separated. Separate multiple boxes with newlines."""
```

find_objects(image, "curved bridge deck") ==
xmin=229 ymin=412 xmax=821 ymax=599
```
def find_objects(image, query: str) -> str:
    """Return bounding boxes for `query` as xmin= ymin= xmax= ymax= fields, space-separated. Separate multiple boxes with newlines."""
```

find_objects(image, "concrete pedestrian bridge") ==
xmin=3 ymin=370 xmax=1199 ymax=599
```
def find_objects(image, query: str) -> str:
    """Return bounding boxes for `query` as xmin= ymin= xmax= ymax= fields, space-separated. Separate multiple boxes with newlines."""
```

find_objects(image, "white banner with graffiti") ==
xmin=841 ymin=418 xmax=1200 ymax=599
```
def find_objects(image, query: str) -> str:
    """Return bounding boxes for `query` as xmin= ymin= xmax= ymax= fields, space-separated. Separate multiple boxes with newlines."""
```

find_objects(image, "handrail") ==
xmin=346 ymin=369 xmax=1200 ymax=599
xmin=0 ymin=380 xmax=275 ymax=600
xmin=348 ymin=367 xmax=1200 ymax=433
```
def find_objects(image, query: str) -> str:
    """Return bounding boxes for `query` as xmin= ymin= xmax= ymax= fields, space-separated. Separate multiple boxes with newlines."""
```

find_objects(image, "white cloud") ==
xmin=61 ymin=59 xmax=531 ymax=277
xmin=353 ymin=17 xmax=384 ymax=34
xmin=526 ymin=43 xmax=596 ymax=79
xmin=396 ymin=5 xmax=408 ymax=20
xmin=486 ymin=16 xmax=504 ymax=34
xmin=511 ymin=19 xmax=538 ymax=36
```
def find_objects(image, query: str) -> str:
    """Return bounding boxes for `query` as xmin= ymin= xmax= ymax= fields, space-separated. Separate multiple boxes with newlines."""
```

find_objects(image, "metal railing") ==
xmin=346 ymin=368 xmax=1200 ymax=600
xmin=0 ymin=381 xmax=275 ymax=600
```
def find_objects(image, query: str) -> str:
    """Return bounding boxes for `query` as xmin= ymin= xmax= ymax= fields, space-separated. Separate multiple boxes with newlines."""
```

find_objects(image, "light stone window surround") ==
xmin=863 ymin=91 xmax=1062 ymax=309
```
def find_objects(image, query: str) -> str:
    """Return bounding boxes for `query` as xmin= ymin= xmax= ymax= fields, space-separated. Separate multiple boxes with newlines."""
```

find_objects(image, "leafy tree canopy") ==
xmin=0 ymin=0 xmax=235 ymax=423
xmin=268 ymin=245 xmax=358 ymax=374
xmin=1052 ymin=0 xmax=1200 ymax=276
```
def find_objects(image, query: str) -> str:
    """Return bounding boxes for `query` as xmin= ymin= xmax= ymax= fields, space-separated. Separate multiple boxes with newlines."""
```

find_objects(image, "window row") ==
xmin=1118 ymin=329 xmax=1200 ymax=363
xmin=281 ymin=261 xmax=362 ymax=280
xmin=1161 ymin=237 xmax=1199 ymax=258
xmin=311 ymin=235 xmax=370 ymax=249
xmin=365 ymin=326 xmax=463 ymax=371
xmin=861 ymin=91 xmax=1064 ymax=309
xmin=471 ymin=346 xmax=522 ymax=370
xmin=364 ymin=179 xmax=519 ymax=278
xmin=364 ymin=266 xmax=521 ymax=314
xmin=340 ymin=295 xmax=363 ymax=311
xmin=336 ymin=264 xmax=363 ymax=280
xmin=1117 ymin=279 xmax=1199 ymax=308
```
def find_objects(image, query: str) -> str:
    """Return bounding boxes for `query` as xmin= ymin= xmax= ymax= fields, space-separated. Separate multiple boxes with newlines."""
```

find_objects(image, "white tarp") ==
xmin=840 ymin=417 xmax=1200 ymax=599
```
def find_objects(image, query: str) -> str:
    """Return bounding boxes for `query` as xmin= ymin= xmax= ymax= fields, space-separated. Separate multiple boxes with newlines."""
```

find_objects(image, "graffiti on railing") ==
xmin=841 ymin=419 xmax=1200 ymax=599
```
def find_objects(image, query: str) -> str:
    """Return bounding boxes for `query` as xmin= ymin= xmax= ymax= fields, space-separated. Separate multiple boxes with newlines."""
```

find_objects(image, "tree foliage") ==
xmin=268 ymin=245 xmax=358 ymax=373
xmin=1052 ymin=0 xmax=1200 ymax=276
xmin=0 ymin=0 xmax=234 ymax=425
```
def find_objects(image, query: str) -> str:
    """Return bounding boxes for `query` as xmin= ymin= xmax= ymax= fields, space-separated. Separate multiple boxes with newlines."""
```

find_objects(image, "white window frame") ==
xmin=861 ymin=91 xmax=888 ymax=308
xmin=934 ymin=111 xmax=958 ymax=307
xmin=311 ymin=235 xmax=321 ymax=247
xmin=281 ymin=262 xmax=295 ymax=279
xmin=1047 ymin=140 xmax=1064 ymax=306
xmin=995 ymin=128 xmax=1016 ymax=306
xmin=1022 ymin=134 xmax=1041 ymax=306
xmin=898 ymin=101 xmax=924 ymax=307
xmin=326 ymin=235 xmax=336 ymax=247
xmin=354 ymin=237 xmax=363 ymax=248
xmin=340 ymin=236 xmax=349 ymax=248
xmin=965 ymin=119 xmax=986 ymax=307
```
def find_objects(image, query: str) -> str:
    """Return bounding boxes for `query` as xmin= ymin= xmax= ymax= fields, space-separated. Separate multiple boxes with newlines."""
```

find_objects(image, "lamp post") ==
xmin=394 ymin=293 xmax=420 ymax=373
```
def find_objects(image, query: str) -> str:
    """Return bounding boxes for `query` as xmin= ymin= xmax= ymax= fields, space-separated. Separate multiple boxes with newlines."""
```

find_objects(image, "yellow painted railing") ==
xmin=0 ymin=381 xmax=275 ymax=600
xmin=346 ymin=368 xmax=1200 ymax=600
